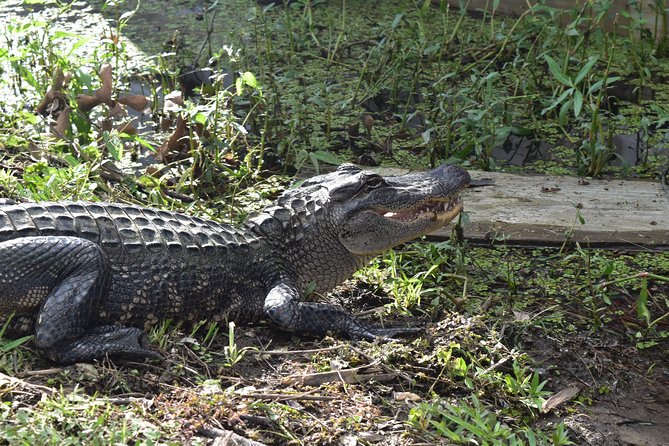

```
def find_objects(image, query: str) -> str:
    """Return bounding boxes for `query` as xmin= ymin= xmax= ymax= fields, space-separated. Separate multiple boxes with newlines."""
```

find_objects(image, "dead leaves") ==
xmin=155 ymin=90 xmax=210 ymax=164
xmin=73 ymin=63 xmax=150 ymax=136
xmin=75 ymin=63 xmax=113 ymax=111
xmin=32 ymin=62 xmax=219 ymax=180
xmin=542 ymin=386 xmax=582 ymax=413
xmin=35 ymin=69 xmax=72 ymax=137
xmin=35 ymin=63 xmax=150 ymax=140
xmin=156 ymin=116 xmax=194 ymax=162
xmin=35 ymin=69 xmax=71 ymax=117
xmin=118 ymin=94 xmax=150 ymax=112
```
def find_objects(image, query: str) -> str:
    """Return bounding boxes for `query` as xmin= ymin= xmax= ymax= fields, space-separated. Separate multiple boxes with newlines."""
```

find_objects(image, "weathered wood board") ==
xmin=376 ymin=168 xmax=668 ymax=250
xmin=443 ymin=171 xmax=668 ymax=250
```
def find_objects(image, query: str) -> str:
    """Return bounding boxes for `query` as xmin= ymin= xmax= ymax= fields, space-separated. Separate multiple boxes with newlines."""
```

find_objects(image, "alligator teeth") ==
xmin=379 ymin=194 xmax=462 ymax=221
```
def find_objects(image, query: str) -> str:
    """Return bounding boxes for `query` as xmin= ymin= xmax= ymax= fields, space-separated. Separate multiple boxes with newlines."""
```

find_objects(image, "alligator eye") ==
xmin=364 ymin=176 xmax=385 ymax=190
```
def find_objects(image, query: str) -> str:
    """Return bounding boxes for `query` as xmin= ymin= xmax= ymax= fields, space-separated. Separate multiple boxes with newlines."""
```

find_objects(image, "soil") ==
xmin=574 ymin=381 xmax=669 ymax=446
xmin=526 ymin=331 xmax=669 ymax=445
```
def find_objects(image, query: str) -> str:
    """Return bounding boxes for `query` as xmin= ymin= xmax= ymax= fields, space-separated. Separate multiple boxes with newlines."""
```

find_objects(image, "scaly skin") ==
xmin=0 ymin=163 xmax=469 ymax=363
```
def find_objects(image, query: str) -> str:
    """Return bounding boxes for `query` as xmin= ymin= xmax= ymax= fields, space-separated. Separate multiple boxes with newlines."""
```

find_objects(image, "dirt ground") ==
xmin=526 ymin=331 xmax=669 ymax=446
xmin=572 ymin=380 xmax=669 ymax=446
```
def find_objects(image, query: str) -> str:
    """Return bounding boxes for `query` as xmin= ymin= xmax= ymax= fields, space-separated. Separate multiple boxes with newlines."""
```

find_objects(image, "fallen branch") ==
xmin=0 ymin=371 xmax=56 ymax=396
xmin=281 ymin=365 xmax=399 ymax=387
xmin=241 ymin=392 xmax=335 ymax=402
xmin=256 ymin=345 xmax=346 ymax=355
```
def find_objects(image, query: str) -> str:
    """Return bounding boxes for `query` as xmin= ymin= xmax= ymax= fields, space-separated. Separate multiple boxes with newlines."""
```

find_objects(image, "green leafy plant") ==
xmin=503 ymin=361 xmax=551 ymax=412
xmin=541 ymin=55 xmax=600 ymax=125
xmin=223 ymin=322 xmax=253 ymax=368
xmin=0 ymin=314 xmax=33 ymax=373
xmin=409 ymin=395 xmax=572 ymax=445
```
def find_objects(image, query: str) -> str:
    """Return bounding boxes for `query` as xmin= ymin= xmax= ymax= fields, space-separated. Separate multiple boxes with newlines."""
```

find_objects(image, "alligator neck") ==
xmin=246 ymin=189 xmax=363 ymax=294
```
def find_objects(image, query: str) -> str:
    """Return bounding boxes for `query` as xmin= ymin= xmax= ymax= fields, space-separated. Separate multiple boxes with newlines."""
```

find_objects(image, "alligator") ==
xmin=0 ymin=163 xmax=470 ymax=363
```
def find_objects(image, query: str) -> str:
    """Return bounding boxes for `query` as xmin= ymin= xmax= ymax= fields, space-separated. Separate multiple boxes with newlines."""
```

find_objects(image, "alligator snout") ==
xmin=430 ymin=163 xmax=471 ymax=187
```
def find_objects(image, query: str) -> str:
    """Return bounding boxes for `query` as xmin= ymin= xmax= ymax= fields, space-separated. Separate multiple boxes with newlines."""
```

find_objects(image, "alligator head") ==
xmin=329 ymin=163 xmax=470 ymax=255
xmin=248 ymin=163 xmax=469 ymax=292
xmin=250 ymin=163 xmax=469 ymax=254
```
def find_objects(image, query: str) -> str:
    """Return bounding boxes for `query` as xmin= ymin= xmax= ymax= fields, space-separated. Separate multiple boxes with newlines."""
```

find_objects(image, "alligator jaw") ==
xmin=378 ymin=194 xmax=464 ymax=226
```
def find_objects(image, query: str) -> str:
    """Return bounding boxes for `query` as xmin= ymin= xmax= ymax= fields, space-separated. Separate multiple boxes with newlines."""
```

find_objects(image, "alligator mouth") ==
xmin=376 ymin=194 xmax=463 ymax=224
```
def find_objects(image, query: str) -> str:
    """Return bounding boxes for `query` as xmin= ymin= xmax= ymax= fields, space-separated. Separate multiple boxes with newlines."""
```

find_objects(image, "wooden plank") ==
xmin=445 ymin=171 xmax=668 ymax=250
xmin=374 ymin=168 xmax=668 ymax=250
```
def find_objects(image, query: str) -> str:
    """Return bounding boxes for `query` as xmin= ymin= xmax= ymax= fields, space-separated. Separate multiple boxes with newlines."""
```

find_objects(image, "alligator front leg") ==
xmin=0 ymin=236 xmax=158 ymax=363
xmin=263 ymin=283 xmax=419 ymax=340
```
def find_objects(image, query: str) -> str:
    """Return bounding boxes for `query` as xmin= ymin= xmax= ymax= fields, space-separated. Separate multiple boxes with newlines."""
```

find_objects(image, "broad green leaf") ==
xmin=541 ymin=88 xmax=573 ymax=115
xmin=69 ymin=36 xmax=93 ymax=54
xmin=294 ymin=149 xmax=309 ymax=171
xmin=509 ymin=125 xmax=532 ymax=136
xmin=588 ymin=76 xmax=622 ymax=94
xmin=16 ymin=65 xmax=39 ymax=90
xmin=421 ymin=129 xmax=431 ymax=144
xmin=565 ymin=27 xmax=579 ymax=36
xmin=636 ymin=277 xmax=651 ymax=324
xmin=424 ymin=43 xmax=441 ymax=55
xmin=430 ymin=420 xmax=461 ymax=440
xmin=544 ymin=55 xmax=572 ymax=87
xmin=574 ymin=56 xmax=599 ymax=86
xmin=193 ymin=112 xmax=207 ymax=125
xmin=0 ymin=335 xmax=33 ymax=352
xmin=391 ymin=13 xmax=404 ymax=29
xmin=63 ymin=154 xmax=80 ymax=167
xmin=559 ymin=100 xmax=571 ymax=126
xmin=103 ymin=131 xmax=122 ymax=160
xmin=235 ymin=77 xmax=243 ymax=95
xmin=53 ymin=30 xmax=82 ymax=39
xmin=554 ymin=88 xmax=573 ymax=105
xmin=308 ymin=152 xmax=321 ymax=174
xmin=312 ymin=150 xmax=342 ymax=165
xmin=441 ymin=411 xmax=488 ymax=438
xmin=124 ymin=134 xmax=155 ymax=152
xmin=573 ymin=89 xmax=583 ymax=117
xmin=484 ymin=71 xmax=500 ymax=81
xmin=236 ymin=72 xmax=260 ymax=95
xmin=589 ymin=79 xmax=604 ymax=93
xmin=119 ymin=10 xmax=135 ymax=22
xmin=241 ymin=71 xmax=258 ymax=89
xmin=525 ymin=428 xmax=537 ymax=446
xmin=230 ymin=121 xmax=248 ymax=135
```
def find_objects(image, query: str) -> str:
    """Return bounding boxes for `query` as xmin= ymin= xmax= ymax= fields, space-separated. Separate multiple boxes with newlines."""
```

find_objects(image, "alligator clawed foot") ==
xmin=111 ymin=327 xmax=164 ymax=361
xmin=51 ymin=326 xmax=164 ymax=364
